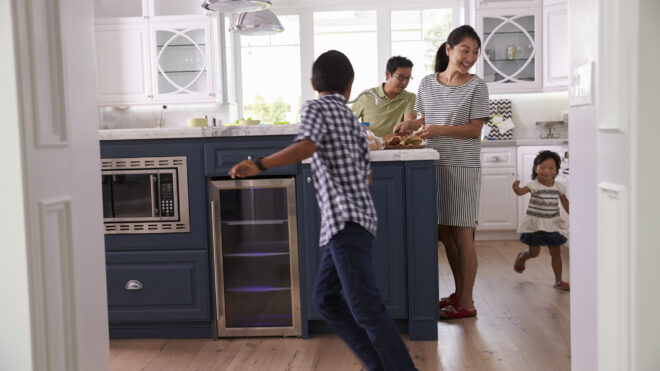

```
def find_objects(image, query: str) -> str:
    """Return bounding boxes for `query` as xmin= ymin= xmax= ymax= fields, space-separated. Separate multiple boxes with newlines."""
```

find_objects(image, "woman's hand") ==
xmin=393 ymin=119 xmax=423 ymax=135
xmin=415 ymin=124 xmax=445 ymax=139
xmin=229 ymin=160 xmax=261 ymax=179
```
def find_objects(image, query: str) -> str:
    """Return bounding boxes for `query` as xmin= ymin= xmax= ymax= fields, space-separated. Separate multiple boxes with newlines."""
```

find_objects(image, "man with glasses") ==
xmin=351 ymin=56 xmax=417 ymax=137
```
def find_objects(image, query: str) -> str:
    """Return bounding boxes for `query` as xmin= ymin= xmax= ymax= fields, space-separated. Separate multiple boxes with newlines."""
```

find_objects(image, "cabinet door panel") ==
xmin=543 ymin=2 xmax=568 ymax=90
xmin=300 ymin=164 xmax=407 ymax=320
xmin=106 ymin=250 xmax=210 ymax=323
xmin=204 ymin=137 xmax=298 ymax=176
xmin=95 ymin=20 xmax=151 ymax=105
xmin=478 ymin=168 xmax=518 ymax=230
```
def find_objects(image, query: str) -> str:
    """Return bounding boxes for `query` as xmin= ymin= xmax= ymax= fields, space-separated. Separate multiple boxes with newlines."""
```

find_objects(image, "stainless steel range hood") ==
xmin=230 ymin=9 xmax=284 ymax=36
xmin=202 ymin=0 xmax=271 ymax=13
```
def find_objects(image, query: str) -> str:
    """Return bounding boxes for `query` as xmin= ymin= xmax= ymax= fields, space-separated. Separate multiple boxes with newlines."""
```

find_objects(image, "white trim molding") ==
xmin=32 ymin=197 xmax=78 ymax=371
xmin=15 ymin=0 xmax=68 ymax=147
xmin=597 ymin=0 xmax=637 ymax=133
xmin=597 ymin=183 xmax=631 ymax=371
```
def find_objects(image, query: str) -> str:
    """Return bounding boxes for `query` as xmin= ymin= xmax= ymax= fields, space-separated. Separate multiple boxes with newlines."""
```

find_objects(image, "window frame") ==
xmin=230 ymin=0 xmax=464 ymax=119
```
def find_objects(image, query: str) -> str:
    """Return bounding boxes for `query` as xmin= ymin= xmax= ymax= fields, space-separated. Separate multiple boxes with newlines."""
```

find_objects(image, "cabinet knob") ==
xmin=491 ymin=156 xmax=502 ymax=161
xmin=247 ymin=155 xmax=252 ymax=161
xmin=125 ymin=280 xmax=143 ymax=291
xmin=306 ymin=177 xmax=312 ymax=184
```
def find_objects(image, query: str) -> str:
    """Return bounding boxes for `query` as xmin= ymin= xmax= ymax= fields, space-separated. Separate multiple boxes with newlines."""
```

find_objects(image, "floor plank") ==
xmin=109 ymin=240 xmax=570 ymax=371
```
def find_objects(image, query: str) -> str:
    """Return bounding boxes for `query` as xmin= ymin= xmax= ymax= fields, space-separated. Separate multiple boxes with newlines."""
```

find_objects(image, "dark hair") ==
xmin=531 ymin=150 xmax=562 ymax=180
xmin=434 ymin=25 xmax=481 ymax=73
xmin=311 ymin=50 xmax=354 ymax=93
xmin=386 ymin=56 xmax=413 ymax=74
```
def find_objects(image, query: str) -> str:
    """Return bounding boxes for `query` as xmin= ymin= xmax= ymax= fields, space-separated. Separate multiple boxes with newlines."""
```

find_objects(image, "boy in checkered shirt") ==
xmin=230 ymin=50 xmax=417 ymax=371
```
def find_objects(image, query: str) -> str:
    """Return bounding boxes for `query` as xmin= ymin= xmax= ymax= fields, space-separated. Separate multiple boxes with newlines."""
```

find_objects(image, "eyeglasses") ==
xmin=392 ymin=73 xmax=413 ymax=82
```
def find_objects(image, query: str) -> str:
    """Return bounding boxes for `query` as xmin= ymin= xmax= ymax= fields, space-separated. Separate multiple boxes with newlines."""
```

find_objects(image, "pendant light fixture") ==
xmin=230 ymin=9 xmax=284 ymax=36
xmin=202 ymin=0 xmax=271 ymax=13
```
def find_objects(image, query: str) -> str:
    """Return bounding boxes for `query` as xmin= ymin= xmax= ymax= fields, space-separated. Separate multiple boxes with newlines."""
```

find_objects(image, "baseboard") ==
xmin=475 ymin=230 xmax=519 ymax=241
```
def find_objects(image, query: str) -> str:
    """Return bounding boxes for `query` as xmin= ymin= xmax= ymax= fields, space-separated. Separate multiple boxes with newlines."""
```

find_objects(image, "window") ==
xmin=391 ymin=9 xmax=452 ymax=95
xmin=313 ymin=11 xmax=378 ymax=95
xmin=240 ymin=15 xmax=301 ymax=124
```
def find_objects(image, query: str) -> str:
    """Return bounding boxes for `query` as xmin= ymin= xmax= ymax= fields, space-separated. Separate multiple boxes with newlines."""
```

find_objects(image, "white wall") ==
xmin=633 ymin=0 xmax=660 ymax=368
xmin=99 ymin=103 xmax=235 ymax=129
xmin=568 ymin=0 xmax=599 ymax=369
xmin=0 ymin=1 xmax=34 ymax=369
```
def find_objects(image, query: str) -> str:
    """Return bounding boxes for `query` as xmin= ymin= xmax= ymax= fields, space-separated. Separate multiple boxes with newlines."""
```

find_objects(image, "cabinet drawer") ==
xmin=204 ymin=137 xmax=298 ymax=176
xmin=481 ymin=147 xmax=516 ymax=168
xmin=106 ymin=250 xmax=210 ymax=323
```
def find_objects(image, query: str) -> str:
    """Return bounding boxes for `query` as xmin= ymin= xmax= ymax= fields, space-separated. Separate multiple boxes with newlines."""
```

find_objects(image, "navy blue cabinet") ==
xmin=106 ymin=250 xmax=210 ymax=322
xmin=299 ymin=163 xmax=408 ymax=321
xmin=204 ymin=136 xmax=298 ymax=176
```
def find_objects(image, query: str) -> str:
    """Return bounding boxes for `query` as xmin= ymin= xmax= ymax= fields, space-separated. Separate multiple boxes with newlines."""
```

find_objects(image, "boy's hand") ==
xmin=229 ymin=160 xmax=261 ymax=179
xmin=512 ymin=180 xmax=521 ymax=190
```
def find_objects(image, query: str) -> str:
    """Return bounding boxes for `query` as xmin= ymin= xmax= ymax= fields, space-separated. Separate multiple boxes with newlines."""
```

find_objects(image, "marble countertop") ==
xmin=99 ymin=125 xmax=299 ymax=140
xmin=99 ymin=127 xmax=568 ymax=148
xmin=481 ymin=138 xmax=568 ymax=147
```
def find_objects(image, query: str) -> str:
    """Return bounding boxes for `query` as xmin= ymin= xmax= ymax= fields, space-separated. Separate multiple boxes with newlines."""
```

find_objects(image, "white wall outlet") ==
xmin=569 ymin=61 xmax=594 ymax=106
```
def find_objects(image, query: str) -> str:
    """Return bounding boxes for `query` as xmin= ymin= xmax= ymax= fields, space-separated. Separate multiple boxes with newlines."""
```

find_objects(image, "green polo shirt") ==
xmin=351 ymin=84 xmax=417 ymax=137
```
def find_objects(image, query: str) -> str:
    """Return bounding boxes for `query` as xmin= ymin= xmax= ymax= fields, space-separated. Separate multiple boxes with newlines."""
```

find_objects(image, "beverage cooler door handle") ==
xmin=150 ymin=175 xmax=159 ymax=216
xmin=210 ymin=201 xmax=223 ymax=321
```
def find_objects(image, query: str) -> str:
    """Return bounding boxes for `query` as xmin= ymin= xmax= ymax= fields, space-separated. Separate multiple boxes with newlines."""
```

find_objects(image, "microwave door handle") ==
xmin=150 ymin=174 xmax=159 ymax=217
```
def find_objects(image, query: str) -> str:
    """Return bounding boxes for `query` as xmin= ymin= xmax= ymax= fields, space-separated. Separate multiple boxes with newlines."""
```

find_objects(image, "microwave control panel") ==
xmin=159 ymin=173 xmax=175 ymax=217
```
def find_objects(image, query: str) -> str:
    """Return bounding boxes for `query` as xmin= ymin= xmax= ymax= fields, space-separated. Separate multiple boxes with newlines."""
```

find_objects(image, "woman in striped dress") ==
xmin=394 ymin=25 xmax=490 ymax=319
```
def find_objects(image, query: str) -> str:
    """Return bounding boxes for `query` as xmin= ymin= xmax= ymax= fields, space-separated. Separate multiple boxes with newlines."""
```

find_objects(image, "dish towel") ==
xmin=487 ymin=99 xmax=514 ymax=140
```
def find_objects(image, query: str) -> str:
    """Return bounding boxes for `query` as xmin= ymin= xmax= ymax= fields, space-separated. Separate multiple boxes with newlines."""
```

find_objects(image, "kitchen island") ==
xmin=100 ymin=126 xmax=439 ymax=341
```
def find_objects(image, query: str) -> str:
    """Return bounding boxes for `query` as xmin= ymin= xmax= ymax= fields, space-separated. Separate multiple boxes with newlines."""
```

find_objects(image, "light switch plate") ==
xmin=569 ymin=61 xmax=594 ymax=106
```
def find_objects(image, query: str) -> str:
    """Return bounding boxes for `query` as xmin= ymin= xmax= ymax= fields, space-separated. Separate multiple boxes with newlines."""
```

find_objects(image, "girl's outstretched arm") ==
xmin=512 ymin=180 xmax=530 ymax=196
xmin=560 ymin=194 xmax=570 ymax=214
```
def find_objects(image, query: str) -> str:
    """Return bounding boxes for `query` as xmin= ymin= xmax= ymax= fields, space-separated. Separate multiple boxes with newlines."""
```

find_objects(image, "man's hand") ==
xmin=229 ymin=160 xmax=261 ymax=179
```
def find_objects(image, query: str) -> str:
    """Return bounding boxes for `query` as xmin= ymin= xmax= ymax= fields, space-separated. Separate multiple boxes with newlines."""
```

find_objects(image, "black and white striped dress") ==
xmin=414 ymin=74 xmax=490 ymax=227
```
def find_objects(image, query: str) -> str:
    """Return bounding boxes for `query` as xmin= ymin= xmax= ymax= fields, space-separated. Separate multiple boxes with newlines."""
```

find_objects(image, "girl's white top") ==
xmin=517 ymin=180 xmax=568 ymax=234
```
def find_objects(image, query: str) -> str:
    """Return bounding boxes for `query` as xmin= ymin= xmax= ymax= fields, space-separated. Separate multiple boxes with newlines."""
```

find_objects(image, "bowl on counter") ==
xmin=186 ymin=117 xmax=208 ymax=127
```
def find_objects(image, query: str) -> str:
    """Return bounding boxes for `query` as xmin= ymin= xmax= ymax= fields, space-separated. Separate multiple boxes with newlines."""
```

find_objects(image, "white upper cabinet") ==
xmin=543 ymin=0 xmax=568 ymax=91
xmin=95 ymin=20 xmax=152 ymax=105
xmin=94 ymin=0 xmax=221 ymax=106
xmin=477 ymin=7 xmax=543 ymax=93
xmin=476 ymin=0 xmax=541 ymax=8
xmin=476 ymin=0 xmax=568 ymax=93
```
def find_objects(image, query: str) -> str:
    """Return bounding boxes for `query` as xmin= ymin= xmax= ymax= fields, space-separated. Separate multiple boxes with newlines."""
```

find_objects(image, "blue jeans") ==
xmin=313 ymin=222 xmax=417 ymax=371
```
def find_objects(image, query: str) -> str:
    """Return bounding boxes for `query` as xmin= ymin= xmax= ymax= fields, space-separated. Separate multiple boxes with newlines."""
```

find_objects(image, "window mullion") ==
xmin=300 ymin=9 xmax=315 ymax=102
xmin=377 ymin=7 xmax=391 ymax=83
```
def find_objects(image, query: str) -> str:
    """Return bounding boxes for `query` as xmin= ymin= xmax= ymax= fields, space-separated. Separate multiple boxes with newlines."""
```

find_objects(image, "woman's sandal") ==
xmin=553 ymin=281 xmax=570 ymax=291
xmin=513 ymin=252 xmax=526 ymax=273
xmin=438 ymin=293 xmax=457 ymax=309
xmin=438 ymin=302 xmax=477 ymax=320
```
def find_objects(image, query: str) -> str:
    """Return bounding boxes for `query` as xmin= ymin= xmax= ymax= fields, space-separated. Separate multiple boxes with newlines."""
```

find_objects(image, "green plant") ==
xmin=246 ymin=95 xmax=289 ymax=123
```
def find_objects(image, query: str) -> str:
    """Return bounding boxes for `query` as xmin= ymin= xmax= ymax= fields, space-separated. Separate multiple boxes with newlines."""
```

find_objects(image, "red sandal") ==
xmin=513 ymin=252 xmax=526 ymax=273
xmin=438 ymin=302 xmax=477 ymax=320
xmin=553 ymin=281 xmax=570 ymax=291
xmin=439 ymin=293 xmax=457 ymax=309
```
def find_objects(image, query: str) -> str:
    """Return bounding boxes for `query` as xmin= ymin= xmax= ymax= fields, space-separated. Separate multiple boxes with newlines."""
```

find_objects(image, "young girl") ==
xmin=512 ymin=150 xmax=570 ymax=291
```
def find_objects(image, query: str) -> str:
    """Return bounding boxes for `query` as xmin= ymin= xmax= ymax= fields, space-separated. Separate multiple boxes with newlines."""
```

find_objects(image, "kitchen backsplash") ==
xmin=99 ymin=103 xmax=236 ymax=130
xmin=99 ymin=92 xmax=568 ymax=139
xmin=490 ymin=91 xmax=568 ymax=139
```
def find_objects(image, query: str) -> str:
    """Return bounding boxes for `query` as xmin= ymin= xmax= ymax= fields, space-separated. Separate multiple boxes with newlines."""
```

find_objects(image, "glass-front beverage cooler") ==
xmin=209 ymin=178 xmax=301 ymax=337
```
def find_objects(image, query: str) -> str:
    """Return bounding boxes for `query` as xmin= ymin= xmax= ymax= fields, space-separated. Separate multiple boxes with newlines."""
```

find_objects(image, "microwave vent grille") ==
xmin=104 ymin=221 xmax=190 ymax=234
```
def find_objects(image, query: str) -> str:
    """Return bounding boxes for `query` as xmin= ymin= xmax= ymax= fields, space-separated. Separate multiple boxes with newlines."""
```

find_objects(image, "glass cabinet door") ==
xmin=478 ymin=9 xmax=542 ymax=92
xmin=150 ymin=18 xmax=215 ymax=101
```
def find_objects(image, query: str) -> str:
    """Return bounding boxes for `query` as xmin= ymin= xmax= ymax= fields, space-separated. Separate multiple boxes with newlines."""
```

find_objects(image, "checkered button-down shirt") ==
xmin=295 ymin=93 xmax=378 ymax=246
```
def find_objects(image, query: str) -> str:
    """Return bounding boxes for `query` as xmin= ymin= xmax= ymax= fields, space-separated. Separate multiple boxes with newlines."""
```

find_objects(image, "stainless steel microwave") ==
xmin=101 ymin=156 xmax=190 ymax=234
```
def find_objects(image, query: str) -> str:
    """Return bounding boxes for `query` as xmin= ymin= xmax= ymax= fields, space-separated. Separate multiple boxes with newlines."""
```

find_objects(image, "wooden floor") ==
xmin=109 ymin=240 xmax=571 ymax=371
